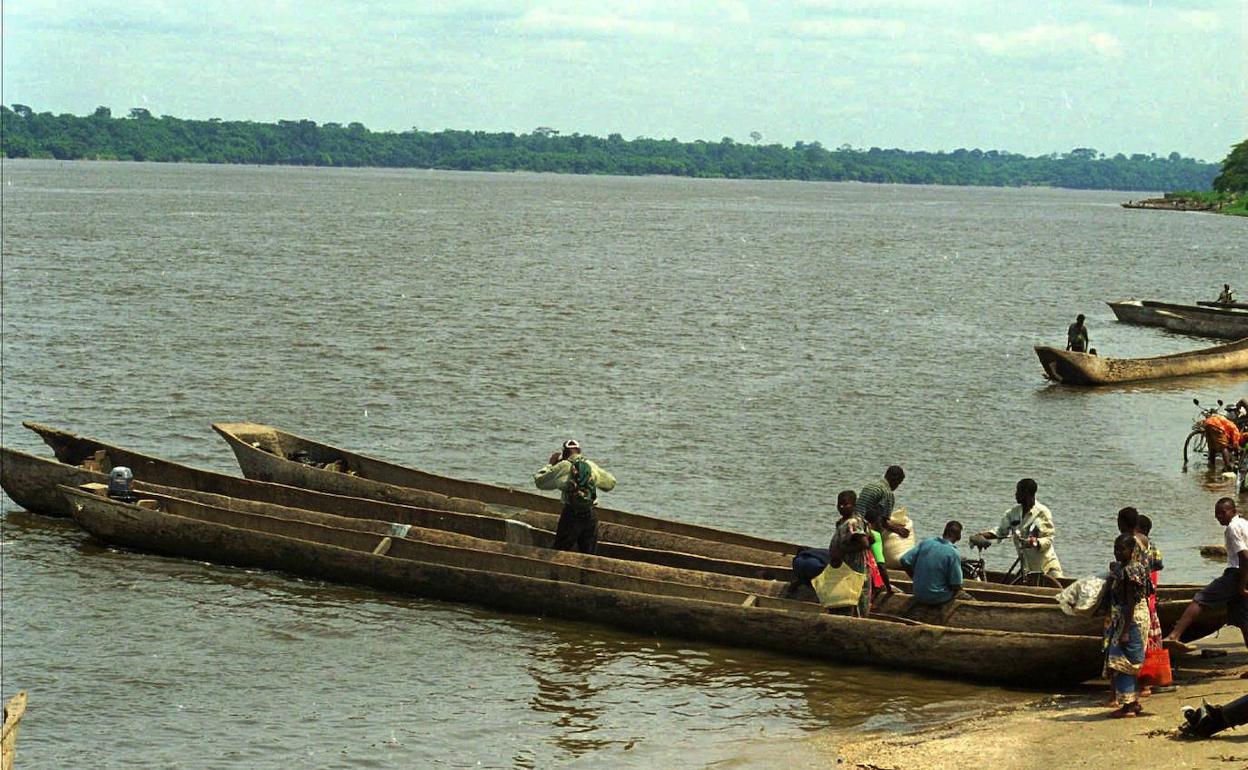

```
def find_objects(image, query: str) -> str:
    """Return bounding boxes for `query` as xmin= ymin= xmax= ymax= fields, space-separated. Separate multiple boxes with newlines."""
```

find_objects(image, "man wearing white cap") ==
xmin=534 ymin=439 xmax=617 ymax=554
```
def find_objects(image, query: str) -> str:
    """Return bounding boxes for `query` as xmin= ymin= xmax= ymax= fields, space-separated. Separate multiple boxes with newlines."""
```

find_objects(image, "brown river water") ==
xmin=1 ymin=160 xmax=1245 ymax=767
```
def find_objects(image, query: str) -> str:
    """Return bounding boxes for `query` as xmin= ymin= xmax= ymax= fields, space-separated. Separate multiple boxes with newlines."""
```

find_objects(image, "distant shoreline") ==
xmin=0 ymin=105 xmax=1220 ymax=194
xmin=1121 ymin=191 xmax=1247 ymax=217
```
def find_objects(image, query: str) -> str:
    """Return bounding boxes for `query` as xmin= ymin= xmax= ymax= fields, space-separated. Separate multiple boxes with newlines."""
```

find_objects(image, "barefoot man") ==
xmin=1163 ymin=498 xmax=1248 ymax=651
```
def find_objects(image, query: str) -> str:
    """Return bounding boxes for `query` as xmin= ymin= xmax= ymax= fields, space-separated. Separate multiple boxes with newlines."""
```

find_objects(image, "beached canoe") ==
xmin=61 ymin=485 xmax=1104 ymax=686
xmin=8 ymin=424 xmax=1209 ymax=611
xmin=1 ymin=691 xmax=27 ymax=770
xmin=1034 ymin=338 xmax=1248 ymax=385
xmin=212 ymin=421 xmax=796 ymax=554
xmin=1108 ymin=299 xmax=1248 ymax=340
xmin=75 ymin=483 xmax=1128 ymax=637
xmin=210 ymin=422 xmax=1215 ymax=597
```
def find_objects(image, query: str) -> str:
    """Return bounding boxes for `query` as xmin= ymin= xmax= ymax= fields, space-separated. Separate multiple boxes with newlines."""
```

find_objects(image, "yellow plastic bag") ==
xmin=811 ymin=562 xmax=866 ymax=609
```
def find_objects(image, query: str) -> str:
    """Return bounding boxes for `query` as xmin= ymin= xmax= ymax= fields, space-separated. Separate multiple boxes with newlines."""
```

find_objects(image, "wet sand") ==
xmin=830 ymin=635 xmax=1248 ymax=770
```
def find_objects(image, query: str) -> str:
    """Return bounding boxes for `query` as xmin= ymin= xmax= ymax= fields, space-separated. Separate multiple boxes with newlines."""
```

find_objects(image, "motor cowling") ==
xmin=107 ymin=466 xmax=136 ymax=502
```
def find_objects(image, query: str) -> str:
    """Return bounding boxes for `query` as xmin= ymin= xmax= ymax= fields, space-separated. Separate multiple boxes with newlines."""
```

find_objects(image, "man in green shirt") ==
xmin=533 ymin=439 xmax=617 ymax=554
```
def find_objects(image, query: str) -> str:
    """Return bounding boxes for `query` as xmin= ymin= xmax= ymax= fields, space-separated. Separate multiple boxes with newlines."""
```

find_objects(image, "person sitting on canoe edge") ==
xmin=1162 ymin=498 xmax=1248 ymax=654
xmin=1218 ymin=283 xmax=1235 ymax=304
xmin=1066 ymin=314 xmax=1090 ymax=353
xmin=898 ymin=521 xmax=970 ymax=606
xmin=975 ymin=477 xmax=1063 ymax=580
xmin=533 ymin=439 xmax=616 ymax=555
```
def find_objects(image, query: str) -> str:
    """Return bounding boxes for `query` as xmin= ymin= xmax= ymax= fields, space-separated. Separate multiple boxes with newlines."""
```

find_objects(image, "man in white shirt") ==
xmin=976 ymin=477 xmax=1063 ymax=579
xmin=1163 ymin=498 xmax=1248 ymax=652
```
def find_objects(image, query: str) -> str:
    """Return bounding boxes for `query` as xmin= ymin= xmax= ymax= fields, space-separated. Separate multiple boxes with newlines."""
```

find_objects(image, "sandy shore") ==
xmin=828 ymin=635 xmax=1248 ymax=770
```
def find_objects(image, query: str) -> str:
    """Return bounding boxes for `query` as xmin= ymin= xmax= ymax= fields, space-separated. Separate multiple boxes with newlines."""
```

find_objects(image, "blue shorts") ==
xmin=1194 ymin=568 xmax=1248 ymax=628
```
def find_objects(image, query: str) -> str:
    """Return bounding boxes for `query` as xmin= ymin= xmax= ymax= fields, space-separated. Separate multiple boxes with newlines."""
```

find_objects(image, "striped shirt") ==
xmin=855 ymin=478 xmax=895 ymax=529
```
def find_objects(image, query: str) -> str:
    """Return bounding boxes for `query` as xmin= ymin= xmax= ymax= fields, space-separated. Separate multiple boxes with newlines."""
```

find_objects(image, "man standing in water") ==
xmin=1066 ymin=314 xmax=1090 ymax=352
xmin=534 ymin=439 xmax=616 ymax=554
xmin=976 ymin=478 xmax=1063 ymax=579
xmin=1162 ymin=498 xmax=1248 ymax=652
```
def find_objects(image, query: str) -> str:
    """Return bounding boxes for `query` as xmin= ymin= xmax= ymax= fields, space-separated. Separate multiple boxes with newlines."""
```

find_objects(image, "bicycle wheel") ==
xmin=1183 ymin=428 xmax=1206 ymax=465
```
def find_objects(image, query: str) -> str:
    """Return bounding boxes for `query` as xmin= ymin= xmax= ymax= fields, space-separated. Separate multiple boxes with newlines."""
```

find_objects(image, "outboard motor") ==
xmin=107 ymin=466 xmax=137 ymax=502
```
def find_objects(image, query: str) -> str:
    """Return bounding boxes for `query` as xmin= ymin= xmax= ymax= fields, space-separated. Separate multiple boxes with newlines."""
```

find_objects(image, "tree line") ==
xmin=0 ymin=104 xmax=1227 ymax=192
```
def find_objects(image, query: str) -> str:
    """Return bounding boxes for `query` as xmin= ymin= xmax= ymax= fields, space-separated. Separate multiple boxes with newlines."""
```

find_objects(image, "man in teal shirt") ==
xmin=899 ymin=521 xmax=966 ymax=605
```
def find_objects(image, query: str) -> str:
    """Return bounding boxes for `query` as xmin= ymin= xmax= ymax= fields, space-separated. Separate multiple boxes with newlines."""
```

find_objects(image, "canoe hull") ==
xmin=2 ymin=445 xmax=794 ymax=579
xmin=1108 ymin=300 xmax=1248 ymax=340
xmin=63 ymin=488 xmax=1104 ymax=687
xmin=1035 ymin=339 xmax=1248 ymax=385
xmin=212 ymin=421 xmax=797 ymax=554
xmin=126 ymin=485 xmax=1128 ymax=638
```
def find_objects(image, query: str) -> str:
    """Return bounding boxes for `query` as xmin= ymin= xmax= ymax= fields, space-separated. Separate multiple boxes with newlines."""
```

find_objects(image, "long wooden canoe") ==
xmin=96 ymin=483 xmax=1151 ymax=637
xmin=1108 ymin=299 xmax=1248 ymax=340
xmin=60 ymin=485 xmax=1104 ymax=686
xmin=1 ymin=691 xmax=26 ymax=770
xmin=1035 ymin=339 xmax=1248 ymax=385
xmin=8 ymin=428 xmax=1209 ymax=613
xmin=212 ymin=421 xmax=796 ymax=553
xmin=1 ymin=444 xmax=793 ymax=575
xmin=209 ymin=422 xmax=1213 ymax=598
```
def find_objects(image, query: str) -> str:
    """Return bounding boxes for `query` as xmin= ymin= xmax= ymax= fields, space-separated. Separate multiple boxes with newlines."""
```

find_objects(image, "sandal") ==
xmin=1164 ymin=638 xmax=1198 ymax=654
xmin=1109 ymin=703 xmax=1143 ymax=719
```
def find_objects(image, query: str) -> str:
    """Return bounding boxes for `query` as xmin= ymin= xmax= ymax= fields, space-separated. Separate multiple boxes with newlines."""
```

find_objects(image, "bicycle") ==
xmin=1183 ymin=397 xmax=1246 ymax=469
xmin=962 ymin=532 xmax=1062 ymax=588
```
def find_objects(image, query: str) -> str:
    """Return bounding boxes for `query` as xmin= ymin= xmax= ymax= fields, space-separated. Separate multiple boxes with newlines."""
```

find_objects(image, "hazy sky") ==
xmin=3 ymin=0 xmax=1244 ymax=161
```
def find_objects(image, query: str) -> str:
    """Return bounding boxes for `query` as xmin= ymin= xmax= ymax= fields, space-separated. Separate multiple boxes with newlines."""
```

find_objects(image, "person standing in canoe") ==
xmin=856 ymin=465 xmax=910 ymax=540
xmin=975 ymin=477 xmax=1063 ymax=579
xmin=534 ymin=439 xmax=616 ymax=554
xmin=829 ymin=489 xmax=874 ymax=617
xmin=1066 ymin=314 xmax=1090 ymax=353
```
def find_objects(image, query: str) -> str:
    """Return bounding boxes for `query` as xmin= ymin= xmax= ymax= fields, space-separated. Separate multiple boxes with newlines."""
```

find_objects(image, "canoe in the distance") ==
xmin=1035 ymin=338 xmax=1248 ymax=386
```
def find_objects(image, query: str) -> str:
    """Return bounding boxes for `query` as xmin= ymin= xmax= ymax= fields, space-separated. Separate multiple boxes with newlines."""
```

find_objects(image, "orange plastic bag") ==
xmin=1138 ymin=647 xmax=1173 ymax=687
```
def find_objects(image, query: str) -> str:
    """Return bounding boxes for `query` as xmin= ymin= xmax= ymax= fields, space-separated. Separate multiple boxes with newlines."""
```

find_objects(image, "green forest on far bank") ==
xmin=0 ymin=104 xmax=1232 ymax=192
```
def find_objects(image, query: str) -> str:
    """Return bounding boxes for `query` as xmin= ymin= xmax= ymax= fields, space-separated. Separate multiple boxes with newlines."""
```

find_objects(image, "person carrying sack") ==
xmin=534 ymin=439 xmax=617 ymax=554
xmin=820 ymin=489 xmax=873 ymax=616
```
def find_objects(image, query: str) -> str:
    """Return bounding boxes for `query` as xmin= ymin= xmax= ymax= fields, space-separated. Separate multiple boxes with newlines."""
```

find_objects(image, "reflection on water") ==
xmin=2 ymin=161 xmax=1246 ymax=767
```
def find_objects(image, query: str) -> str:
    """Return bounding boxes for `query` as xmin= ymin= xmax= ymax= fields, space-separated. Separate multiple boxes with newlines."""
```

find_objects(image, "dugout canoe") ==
xmin=1108 ymin=299 xmax=1248 ymax=340
xmin=210 ymin=423 xmax=1212 ymax=599
xmin=6 ymin=424 xmax=1209 ymax=612
xmin=0 ymin=442 xmax=793 ymax=575
xmin=1 ymin=691 xmax=26 ymax=770
xmin=212 ymin=421 xmax=795 ymax=554
xmin=13 ymin=421 xmax=491 ymax=517
xmin=1035 ymin=338 xmax=1248 ymax=385
xmin=60 ymin=485 xmax=1104 ymax=686
xmin=19 ymin=439 xmax=1213 ymax=636
xmin=108 ymin=483 xmax=1162 ymax=637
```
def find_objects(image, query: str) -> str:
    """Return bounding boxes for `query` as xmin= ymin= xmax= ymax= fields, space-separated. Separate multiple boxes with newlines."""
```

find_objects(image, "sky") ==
xmin=2 ymin=0 xmax=1244 ymax=161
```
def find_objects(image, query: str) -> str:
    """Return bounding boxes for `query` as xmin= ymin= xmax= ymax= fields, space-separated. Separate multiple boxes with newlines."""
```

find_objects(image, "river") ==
xmin=1 ymin=160 xmax=1245 ymax=767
